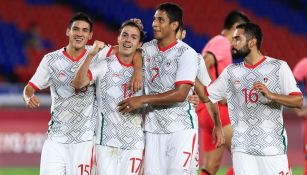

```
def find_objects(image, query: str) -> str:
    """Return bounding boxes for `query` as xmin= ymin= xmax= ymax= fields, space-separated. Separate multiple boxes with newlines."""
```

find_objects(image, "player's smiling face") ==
xmin=118 ymin=25 xmax=142 ymax=57
xmin=152 ymin=10 xmax=173 ymax=40
xmin=66 ymin=20 xmax=93 ymax=50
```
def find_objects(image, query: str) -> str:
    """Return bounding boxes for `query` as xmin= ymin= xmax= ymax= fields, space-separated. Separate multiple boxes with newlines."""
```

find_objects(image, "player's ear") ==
xmin=137 ymin=41 xmax=143 ymax=49
xmin=66 ymin=28 xmax=70 ymax=37
xmin=181 ymin=30 xmax=186 ymax=40
xmin=117 ymin=35 xmax=120 ymax=44
xmin=171 ymin=21 xmax=179 ymax=32
xmin=249 ymin=38 xmax=257 ymax=48
xmin=88 ymin=31 xmax=93 ymax=40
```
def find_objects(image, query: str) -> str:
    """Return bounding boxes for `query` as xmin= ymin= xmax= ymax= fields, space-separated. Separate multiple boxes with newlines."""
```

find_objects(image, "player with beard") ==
xmin=197 ymin=11 xmax=249 ymax=175
xmin=205 ymin=22 xmax=303 ymax=174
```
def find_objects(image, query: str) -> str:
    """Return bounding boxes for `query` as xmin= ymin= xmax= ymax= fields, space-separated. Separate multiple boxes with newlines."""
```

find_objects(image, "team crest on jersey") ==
xmin=112 ymin=73 xmax=120 ymax=77
xmin=234 ymin=80 xmax=241 ymax=89
xmin=58 ymin=71 xmax=67 ymax=82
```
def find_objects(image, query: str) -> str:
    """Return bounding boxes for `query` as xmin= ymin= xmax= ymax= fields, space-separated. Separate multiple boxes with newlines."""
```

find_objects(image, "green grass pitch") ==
xmin=0 ymin=166 xmax=303 ymax=175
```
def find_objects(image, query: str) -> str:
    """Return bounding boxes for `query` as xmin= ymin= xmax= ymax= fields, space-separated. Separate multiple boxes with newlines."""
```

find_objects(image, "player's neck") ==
xmin=244 ymin=50 xmax=263 ymax=66
xmin=117 ymin=52 xmax=133 ymax=65
xmin=157 ymin=35 xmax=177 ymax=49
xmin=65 ymin=45 xmax=85 ymax=60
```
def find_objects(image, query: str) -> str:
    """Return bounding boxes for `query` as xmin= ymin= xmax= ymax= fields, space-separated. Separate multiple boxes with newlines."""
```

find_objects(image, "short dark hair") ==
xmin=68 ymin=12 xmax=93 ymax=31
xmin=119 ymin=19 xmax=146 ymax=42
xmin=224 ymin=10 xmax=250 ymax=30
xmin=156 ymin=3 xmax=183 ymax=32
xmin=236 ymin=22 xmax=263 ymax=49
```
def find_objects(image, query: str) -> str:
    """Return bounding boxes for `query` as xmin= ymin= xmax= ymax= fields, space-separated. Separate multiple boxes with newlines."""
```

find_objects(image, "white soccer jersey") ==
xmin=29 ymin=46 xmax=111 ymax=144
xmin=207 ymin=56 xmax=302 ymax=155
xmin=89 ymin=53 xmax=144 ymax=150
xmin=197 ymin=53 xmax=211 ymax=86
xmin=142 ymin=39 xmax=199 ymax=134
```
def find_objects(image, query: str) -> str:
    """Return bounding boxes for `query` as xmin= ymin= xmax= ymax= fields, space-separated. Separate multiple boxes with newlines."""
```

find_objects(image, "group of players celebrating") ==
xmin=23 ymin=2 xmax=303 ymax=175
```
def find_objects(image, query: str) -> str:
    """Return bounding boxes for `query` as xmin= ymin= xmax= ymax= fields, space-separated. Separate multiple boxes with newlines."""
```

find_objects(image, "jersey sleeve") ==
xmin=207 ymin=67 xmax=229 ymax=103
xmin=197 ymin=54 xmax=211 ymax=86
xmin=280 ymin=61 xmax=302 ymax=95
xmin=175 ymin=49 xmax=198 ymax=86
xmin=88 ymin=59 xmax=108 ymax=84
xmin=28 ymin=55 xmax=51 ymax=90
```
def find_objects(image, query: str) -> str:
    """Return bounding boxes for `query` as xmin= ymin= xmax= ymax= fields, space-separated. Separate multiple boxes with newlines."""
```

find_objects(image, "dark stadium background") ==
xmin=0 ymin=0 xmax=306 ymax=174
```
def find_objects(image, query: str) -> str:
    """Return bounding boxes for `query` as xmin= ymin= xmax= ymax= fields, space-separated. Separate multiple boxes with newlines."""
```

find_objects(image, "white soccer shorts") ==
xmin=96 ymin=145 xmax=144 ymax=175
xmin=233 ymin=152 xmax=292 ymax=175
xmin=144 ymin=129 xmax=199 ymax=175
xmin=40 ymin=139 xmax=95 ymax=175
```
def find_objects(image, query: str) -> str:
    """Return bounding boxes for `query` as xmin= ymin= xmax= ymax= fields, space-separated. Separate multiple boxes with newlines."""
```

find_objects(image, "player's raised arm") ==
xmin=73 ymin=40 xmax=106 ymax=89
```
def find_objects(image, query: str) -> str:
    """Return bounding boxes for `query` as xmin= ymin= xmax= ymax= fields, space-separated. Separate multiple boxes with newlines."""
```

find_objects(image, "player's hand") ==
xmin=129 ymin=50 xmax=143 ymax=93
xmin=253 ymin=81 xmax=273 ymax=100
xmin=294 ymin=108 xmax=307 ymax=117
xmin=129 ymin=76 xmax=142 ymax=94
xmin=188 ymin=94 xmax=200 ymax=108
xmin=90 ymin=40 xmax=106 ymax=56
xmin=212 ymin=123 xmax=225 ymax=148
xmin=24 ymin=95 xmax=40 ymax=109
xmin=118 ymin=96 xmax=143 ymax=114
xmin=130 ymin=18 xmax=144 ymax=30
xmin=129 ymin=70 xmax=143 ymax=94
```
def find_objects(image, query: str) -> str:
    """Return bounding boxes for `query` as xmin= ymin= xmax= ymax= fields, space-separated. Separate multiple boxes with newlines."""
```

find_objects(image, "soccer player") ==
xmin=176 ymin=27 xmax=226 ymax=174
xmin=292 ymin=57 xmax=307 ymax=175
xmin=73 ymin=19 xmax=146 ymax=175
xmin=197 ymin=11 xmax=250 ymax=175
xmin=205 ymin=22 xmax=303 ymax=175
xmin=175 ymin=28 xmax=212 ymax=98
xmin=22 ymin=12 xmax=105 ymax=175
xmin=118 ymin=3 xmax=225 ymax=175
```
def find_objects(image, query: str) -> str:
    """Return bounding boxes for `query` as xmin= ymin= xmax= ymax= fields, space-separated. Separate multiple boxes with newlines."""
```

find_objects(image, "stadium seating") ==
xmin=0 ymin=0 xmax=306 ymax=82
xmin=0 ymin=0 xmax=118 ymax=82
xmin=235 ymin=0 xmax=307 ymax=37
xmin=132 ymin=0 xmax=307 ymax=68
xmin=0 ymin=20 xmax=27 ymax=82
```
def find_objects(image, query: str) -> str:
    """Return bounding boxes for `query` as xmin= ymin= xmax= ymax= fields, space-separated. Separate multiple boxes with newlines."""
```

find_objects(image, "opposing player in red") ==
xmin=292 ymin=57 xmax=307 ymax=175
xmin=198 ymin=11 xmax=250 ymax=175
